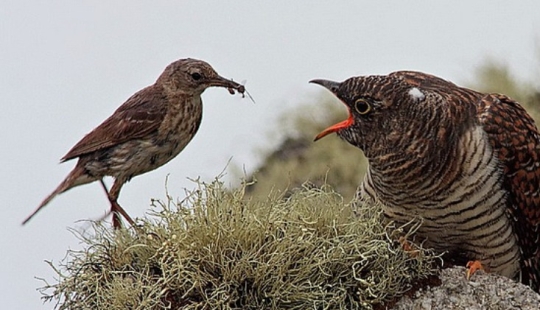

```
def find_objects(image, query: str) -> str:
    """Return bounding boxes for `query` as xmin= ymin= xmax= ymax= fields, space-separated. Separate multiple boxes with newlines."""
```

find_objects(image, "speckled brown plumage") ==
xmin=311 ymin=71 xmax=540 ymax=292
xmin=23 ymin=58 xmax=244 ymax=228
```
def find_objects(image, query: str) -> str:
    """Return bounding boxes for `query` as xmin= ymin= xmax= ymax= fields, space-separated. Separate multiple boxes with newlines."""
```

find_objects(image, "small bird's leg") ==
xmin=99 ymin=180 xmax=121 ymax=228
xmin=99 ymin=179 xmax=135 ymax=229
xmin=109 ymin=180 xmax=136 ymax=228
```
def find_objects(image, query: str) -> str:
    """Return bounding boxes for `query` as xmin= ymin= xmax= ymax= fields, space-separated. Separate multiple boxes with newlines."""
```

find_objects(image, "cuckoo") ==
xmin=312 ymin=71 xmax=540 ymax=292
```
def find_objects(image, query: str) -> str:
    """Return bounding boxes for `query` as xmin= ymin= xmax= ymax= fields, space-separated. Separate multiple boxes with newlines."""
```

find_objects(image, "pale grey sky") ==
xmin=1 ymin=1 xmax=539 ymax=308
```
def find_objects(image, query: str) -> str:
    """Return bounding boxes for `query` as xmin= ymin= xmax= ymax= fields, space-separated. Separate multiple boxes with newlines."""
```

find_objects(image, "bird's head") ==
xmin=310 ymin=72 xmax=468 ymax=159
xmin=158 ymin=58 xmax=244 ymax=95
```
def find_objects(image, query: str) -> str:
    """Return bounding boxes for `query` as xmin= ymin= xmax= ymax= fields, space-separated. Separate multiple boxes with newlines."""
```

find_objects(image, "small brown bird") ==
xmin=23 ymin=58 xmax=244 ymax=228
xmin=311 ymin=71 xmax=540 ymax=292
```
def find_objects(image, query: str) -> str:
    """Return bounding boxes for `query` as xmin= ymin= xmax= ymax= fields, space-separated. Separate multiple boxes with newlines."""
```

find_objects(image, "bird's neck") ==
xmin=155 ymin=76 xmax=206 ymax=97
xmin=367 ymin=140 xmax=453 ymax=194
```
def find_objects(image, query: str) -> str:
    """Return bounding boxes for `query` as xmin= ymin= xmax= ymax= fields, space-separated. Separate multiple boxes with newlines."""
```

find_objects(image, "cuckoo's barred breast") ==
xmin=311 ymin=71 xmax=540 ymax=292
xmin=361 ymin=125 xmax=520 ymax=278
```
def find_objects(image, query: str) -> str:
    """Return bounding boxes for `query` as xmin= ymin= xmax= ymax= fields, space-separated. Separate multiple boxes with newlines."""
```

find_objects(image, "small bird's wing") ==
xmin=62 ymin=86 xmax=168 ymax=161
xmin=479 ymin=93 xmax=540 ymax=289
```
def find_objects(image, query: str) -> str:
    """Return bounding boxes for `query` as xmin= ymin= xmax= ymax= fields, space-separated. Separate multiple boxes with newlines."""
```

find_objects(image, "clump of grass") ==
xmin=40 ymin=178 xmax=439 ymax=310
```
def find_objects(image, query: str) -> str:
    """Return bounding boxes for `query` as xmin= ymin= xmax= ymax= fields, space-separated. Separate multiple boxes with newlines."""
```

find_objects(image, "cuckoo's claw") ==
xmin=466 ymin=260 xmax=485 ymax=280
xmin=399 ymin=236 xmax=420 ymax=258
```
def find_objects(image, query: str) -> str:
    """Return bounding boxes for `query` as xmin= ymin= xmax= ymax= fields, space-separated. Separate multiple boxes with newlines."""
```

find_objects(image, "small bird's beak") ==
xmin=309 ymin=79 xmax=353 ymax=141
xmin=209 ymin=75 xmax=244 ymax=93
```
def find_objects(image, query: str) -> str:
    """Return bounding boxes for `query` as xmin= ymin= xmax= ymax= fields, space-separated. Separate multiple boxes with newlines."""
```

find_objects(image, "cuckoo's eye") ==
xmin=191 ymin=72 xmax=202 ymax=81
xmin=354 ymin=98 xmax=372 ymax=115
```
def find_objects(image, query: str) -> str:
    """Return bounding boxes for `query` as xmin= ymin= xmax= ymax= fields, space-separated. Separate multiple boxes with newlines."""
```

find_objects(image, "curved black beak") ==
xmin=310 ymin=79 xmax=352 ymax=142
xmin=309 ymin=79 xmax=341 ymax=94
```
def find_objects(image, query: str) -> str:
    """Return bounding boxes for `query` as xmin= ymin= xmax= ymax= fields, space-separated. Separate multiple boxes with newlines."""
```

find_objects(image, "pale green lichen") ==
xmin=40 ymin=178 xmax=439 ymax=310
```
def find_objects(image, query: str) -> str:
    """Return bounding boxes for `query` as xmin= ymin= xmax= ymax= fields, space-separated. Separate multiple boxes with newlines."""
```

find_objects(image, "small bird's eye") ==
xmin=191 ymin=72 xmax=202 ymax=81
xmin=354 ymin=99 xmax=371 ymax=115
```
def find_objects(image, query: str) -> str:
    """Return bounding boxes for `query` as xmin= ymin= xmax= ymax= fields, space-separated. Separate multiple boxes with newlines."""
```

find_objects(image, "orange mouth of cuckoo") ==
xmin=314 ymin=109 xmax=354 ymax=141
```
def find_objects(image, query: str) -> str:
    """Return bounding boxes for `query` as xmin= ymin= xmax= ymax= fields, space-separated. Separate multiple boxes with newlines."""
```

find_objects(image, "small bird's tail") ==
xmin=22 ymin=165 xmax=92 ymax=225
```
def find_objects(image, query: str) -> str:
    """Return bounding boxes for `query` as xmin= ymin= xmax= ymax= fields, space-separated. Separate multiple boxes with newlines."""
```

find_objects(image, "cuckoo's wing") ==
xmin=479 ymin=93 xmax=540 ymax=290
xmin=61 ymin=85 xmax=168 ymax=161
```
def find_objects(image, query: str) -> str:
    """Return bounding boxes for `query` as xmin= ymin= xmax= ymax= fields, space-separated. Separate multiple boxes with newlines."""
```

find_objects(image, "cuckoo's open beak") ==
xmin=313 ymin=113 xmax=354 ymax=141
xmin=309 ymin=79 xmax=353 ymax=141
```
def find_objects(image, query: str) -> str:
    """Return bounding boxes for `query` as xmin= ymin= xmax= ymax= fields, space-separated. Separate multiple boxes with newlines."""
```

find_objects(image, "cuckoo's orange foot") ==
xmin=466 ymin=260 xmax=485 ymax=280
xmin=398 ymin=236 xmax=420 ymax=258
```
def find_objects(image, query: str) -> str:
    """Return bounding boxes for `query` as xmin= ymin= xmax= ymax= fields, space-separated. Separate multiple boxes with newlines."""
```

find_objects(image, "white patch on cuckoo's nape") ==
xmin=408 ymin=87 xmax=425 ymax=101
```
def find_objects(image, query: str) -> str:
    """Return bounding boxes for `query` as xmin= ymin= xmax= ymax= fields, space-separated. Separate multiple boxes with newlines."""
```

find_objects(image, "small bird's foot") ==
xmin=95 ymin=203 xmax=135 ymax=229
xmin=111 ymin=209 xmax=122 ymax=229
xmin=466 ymin=260 xmax=485 ymax=280
xmin=110 ymin=201 xmax=135 ymax=229
xmin=99 ymin=179 xmax=135 ymax=229
xmin=94 ymin=207 xmax=134 ymax=230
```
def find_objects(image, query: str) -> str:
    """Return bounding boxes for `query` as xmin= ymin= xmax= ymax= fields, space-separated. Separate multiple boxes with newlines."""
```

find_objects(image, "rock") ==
xmin=391 ymin=266 xmax=540 ymax=310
